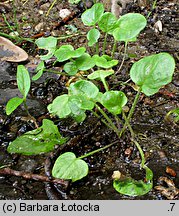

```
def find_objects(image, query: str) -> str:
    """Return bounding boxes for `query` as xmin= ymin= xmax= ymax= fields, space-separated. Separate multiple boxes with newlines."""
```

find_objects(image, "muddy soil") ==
xmin=0 ymin=0 xmax=179 ymax=200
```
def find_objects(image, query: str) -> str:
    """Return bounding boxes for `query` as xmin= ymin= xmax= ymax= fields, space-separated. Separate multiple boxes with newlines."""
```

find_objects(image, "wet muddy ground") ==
xmin=0 ymin=0 xmax=179 ymax=200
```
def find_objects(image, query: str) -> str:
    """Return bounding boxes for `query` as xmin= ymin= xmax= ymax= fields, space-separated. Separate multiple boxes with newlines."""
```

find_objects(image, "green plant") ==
xmin=5 ymin=3 xmax=176 ymax=197
xmin=6 ymin=65 xmax=30 ymax=116
xmin=166 ymin=108 xmax=179 ymax=123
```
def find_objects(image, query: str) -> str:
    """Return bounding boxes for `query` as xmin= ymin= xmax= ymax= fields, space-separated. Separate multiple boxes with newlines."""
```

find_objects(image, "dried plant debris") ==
xmin=0 ymin=36 xmax=28 ymax=62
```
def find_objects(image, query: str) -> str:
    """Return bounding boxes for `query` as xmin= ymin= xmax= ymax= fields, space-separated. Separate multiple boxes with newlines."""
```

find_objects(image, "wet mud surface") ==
xmin=0 ymin=0 xmax=179 ymax=199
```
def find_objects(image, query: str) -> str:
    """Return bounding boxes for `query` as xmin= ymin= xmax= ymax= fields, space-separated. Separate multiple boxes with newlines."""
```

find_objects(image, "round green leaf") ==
xmin=98 ymin=12 xmax=118 ymax=33
xmin=47 ymin=94 xmax=71 ymax=118
xmin=6 ymin=97 xmax=24 ymax=115
xmin=54 ymin=45 xmax=74 ymax=62
xmin=7 ymin=119 xmax=67 ymax=155
xmin=113 ymin=13 xmax=147 ymax=42
xmin=69 ymin=95 xmax=95 ymax=110
xmin=130 ymin=53 xmax=176 ymax=96
xmin=64 ymin=62 xmax=78 ymax=75
xmin=75 ymin=53 xmax=95 ymax=70
xmin=81 ymin=3 xmax=104 ymax=26
xmin=52 ymin=152 xmax=89 ymax=182
xmin=87 ymin=28 xmax=100 ymax=47
xmin=69 ymin=80 xmax=99 ymax=100
xmin=101 ymin=91 xmax=127 ymax=114
xmin=17 ymin=65 xmax=31 ymax=98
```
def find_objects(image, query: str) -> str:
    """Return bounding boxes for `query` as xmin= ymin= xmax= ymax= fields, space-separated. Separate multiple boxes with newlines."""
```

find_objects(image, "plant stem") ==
xmin=91 ymin=110 xmax=114 ymax=130
xmin=116 ymin=41 xmax=128 ymax=74
xmin=102 ymin=78 xmax=109 ymax=91
xmin=79 ymin=140 xmax=119 ymax=159
xmin=0 ymin=32 xmax=34 ymax=43
xmin=119 ymin=90 xmax=141 ymax=137
xmin=23 ymin=99 xmax=38 ymax=128
xmin=111 ymin=39 xmax=117 ymax=58
xmin=132 ymin=139 xmax=146 ymax=168
xmin=95 ymin=104 xmax=120 ymax=138
xmin=102 ymin=33 xmax=108 ymax=55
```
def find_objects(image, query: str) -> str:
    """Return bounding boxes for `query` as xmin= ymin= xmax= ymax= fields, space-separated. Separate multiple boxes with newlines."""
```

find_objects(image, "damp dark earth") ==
xmin=0 ymin=0 xmax=179 ymax=200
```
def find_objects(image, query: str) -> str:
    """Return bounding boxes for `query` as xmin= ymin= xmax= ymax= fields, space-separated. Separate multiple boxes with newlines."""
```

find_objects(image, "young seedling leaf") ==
xmin=6 ymin=97 xmax=24 ymax=115
xmin=7 ymin=119 xmax=67 ymax=155
xmin=72 ymin=47 xmax=86 ymax=58
xmin=81 ymin=3 xmax=104 ymax=26
xmin=98 ymin=12 xmax=118 ymax=33
xmin=17 ymin=65 xmax=31 ymax=98
xmin=47 ymin=94 xmax=71 ymax=118
xmin=88 ymin=69 xmax=114 ymax=81
xmin=69 ymin=80 xmax=99 ymax=100
xmin=35 ymin=36 xmax=57 ymax=60
xmin=93 ymin=55 xmax=118 ymax=68
xmin=113 ymin=13 xmax=147 ymax=42
xmin=69 ymin=95 xmax=95 ymax=110
xmin=113 ymin=166 xmax=153 ymax=196
xmin=101 ymin=91 xmax=127 ymax=114
xmin=87 ymin=28 xmax=100 ymax=46
xmin=75 ymin=53 xmax=95 ymax=70
xmin=32 ymin=61 xmax=45 ymax=81
xmin=64 ymin=62 xmax=78 ymax=75
xmin=130 ymin=53 xmax=176 ymax=96
xmin=52 ymin=152 xmax=89 ymax=182
xmin=54 ymin=45 xmax=74 ymax=62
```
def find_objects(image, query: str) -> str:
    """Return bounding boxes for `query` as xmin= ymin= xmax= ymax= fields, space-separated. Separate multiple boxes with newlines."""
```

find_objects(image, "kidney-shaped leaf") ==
xmin=130 ymin=53 xmax=175 ymax=96
xmin=101 ymin=90 xmax=127 ymax=114
xmin=88 ymin=69 xmax=114 ymax=81
xmin=69 ymin=80 xmax=99 ymax=100
xmin=93 ymin=55 xmax=118 ymax=68
xmin=52 ymin=152 xmax=89 ymax=182
xmin=113 ymin=13 xmax=147 ymax=42
xmin=81 ymin=3 xmax=104 ymax=26
xmin=48 ymin=94 xmax=71 ymax=118
xmin=54 ymin=45 xmax=74 ymax=62
xmin=7 ymin=119 xmax=67 ymax=155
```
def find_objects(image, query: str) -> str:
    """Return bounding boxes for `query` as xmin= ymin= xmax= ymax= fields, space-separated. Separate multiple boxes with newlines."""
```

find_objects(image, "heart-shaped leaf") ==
xmin=6 ymin=97 xmax=24 ymax=115
xmin=17 ymin=65 xmax=30 ymax=98
xmin=88 ymin=69 xmax=114 ymax=81
xmin=52 ymin=152 xmax=89 ymax=182
xmin=101 ymin=90 xmax=127 ymax=114
xmin=113 ymin=13 xmax=147 ymax=42
xmin=54 ymin=45 xmax=74 ymax=62
xmin=98 ymin=12 xmax=118 ymax=33
xmin=81 ymin=3 xmax=104 ymax=26
xmin=48 ymin=94 xmax=71 ymax=118
xmin=35 ymin=36 xmax=57 ymax=60
xmin=113 ymin=166 xmax=153 ymax=196
xmin=64 ymin=62 xmax=78 ymax=75
xmin=87 ymin=28 xmax=100 ymax=46
xmin=69 ymin=80 xmax=99 ymax=100
xmin=93 ymin=55 xmax=118 ymax=68
xmin=130 ymin=53 xmax=175 ymax=96
xmin=7 ymin=119 xmax=67 ymax=155
xmin=75 ymin=53 xmax=95 ymax=70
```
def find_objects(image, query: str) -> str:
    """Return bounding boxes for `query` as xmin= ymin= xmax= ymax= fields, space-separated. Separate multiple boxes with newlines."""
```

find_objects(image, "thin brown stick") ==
xmin=0 ymin=167 xmax=69 ymax=188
